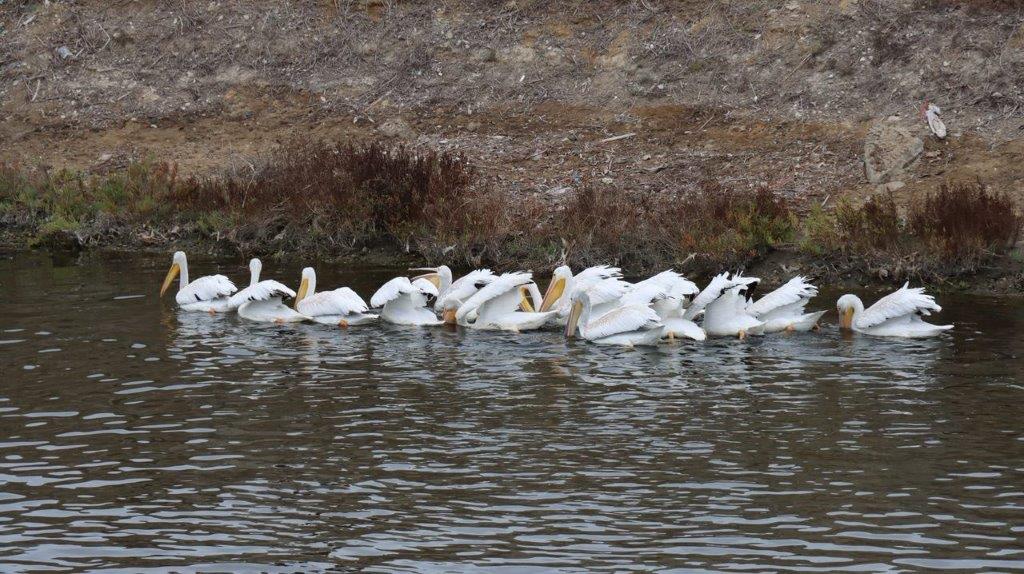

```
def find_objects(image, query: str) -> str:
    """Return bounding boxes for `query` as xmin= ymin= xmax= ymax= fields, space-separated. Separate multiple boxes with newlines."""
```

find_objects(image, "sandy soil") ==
xmin=2 ymin=1 xmax=1022 ymax=208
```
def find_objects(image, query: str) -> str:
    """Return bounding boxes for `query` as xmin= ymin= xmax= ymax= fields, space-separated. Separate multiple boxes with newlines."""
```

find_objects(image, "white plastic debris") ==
xmin=924 ymin=102 xmax=946 ymax=139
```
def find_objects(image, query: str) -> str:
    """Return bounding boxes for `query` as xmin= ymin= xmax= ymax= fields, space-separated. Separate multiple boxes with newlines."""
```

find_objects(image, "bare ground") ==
xmin=2 ymin=1 xmax=1023 ymax=217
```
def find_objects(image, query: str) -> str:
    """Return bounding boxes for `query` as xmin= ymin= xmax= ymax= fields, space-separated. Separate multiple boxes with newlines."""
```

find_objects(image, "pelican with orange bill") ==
xmin=159 ymin=251 xmax=237 ymax=313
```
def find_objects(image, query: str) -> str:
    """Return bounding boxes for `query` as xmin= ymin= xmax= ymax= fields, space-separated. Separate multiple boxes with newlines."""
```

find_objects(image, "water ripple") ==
xmin=0 ymin=252 xmax=1022 ymax=571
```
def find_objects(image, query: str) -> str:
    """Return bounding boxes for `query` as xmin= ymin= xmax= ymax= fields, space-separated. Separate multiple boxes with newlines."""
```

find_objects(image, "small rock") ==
xmin=507 ymin=45 xmax=536 ymax=63
xmin=56 ymin=46 xmax=72 ymax=60
xmin=864 ymin=121 xmax=923 ymax=184
xmin=877 ymin=180 xmax=905 ymax=193
xmin=98 ymin=153 xmax=112 ymax=162
xmin=378 ymin=117 xmax=414 ymax=139
xmin=600 ymin=177 xmax=614 ymax=185
xmin=470 ymin=47 xmax=496 ymax=63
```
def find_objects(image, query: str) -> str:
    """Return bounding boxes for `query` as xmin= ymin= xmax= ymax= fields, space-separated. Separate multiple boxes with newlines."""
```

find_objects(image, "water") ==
xmin=1 ymin=250 xmax=1023 ymax=573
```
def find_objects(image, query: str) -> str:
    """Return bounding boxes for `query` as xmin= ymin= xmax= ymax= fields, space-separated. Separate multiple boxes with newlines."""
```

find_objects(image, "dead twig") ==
xmin=597 ymin=132 xmax=636 ymax=144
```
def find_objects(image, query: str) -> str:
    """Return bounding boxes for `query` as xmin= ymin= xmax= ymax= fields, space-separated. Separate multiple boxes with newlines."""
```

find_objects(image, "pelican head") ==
xmin=836 ymin=294 xmax=863 ymax=331
xmin=248 ymin=258 xmax=262 ymax=287
xmin=541 ymin=265 xmax=573 ymax=312
xmin=410 ymin=265 xmax=452 ymax=293
xmin=160 ymin=251 xmax=187 ymax=296
xmin=295 ymin=267 xmax=316 ymax=308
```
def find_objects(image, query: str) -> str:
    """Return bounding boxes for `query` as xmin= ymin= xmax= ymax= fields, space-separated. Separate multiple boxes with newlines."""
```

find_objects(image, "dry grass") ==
xmin=2 ymin=143 xmax=494 ymax=257
xmin=167 ymin=142 xmax=482 ymax=251
xmin=798 ymin=182 xmax=1023 ymax=277
xmin=835 ymin=193 xmax=903 ymax=253
xmin=3 ymin=144 xmax=1021 ymax=279
xmin=553 ymin=181 xmax=796 ymax=273
xmin=918 ymin=0 xmax=1022 ymax=13
xmin=910 ymin=180 xmax=1022 ymax=265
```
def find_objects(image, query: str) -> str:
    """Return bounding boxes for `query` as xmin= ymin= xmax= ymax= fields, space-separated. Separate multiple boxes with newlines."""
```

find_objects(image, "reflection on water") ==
xmin=1 ymin=250 xmax=1023 ymax=572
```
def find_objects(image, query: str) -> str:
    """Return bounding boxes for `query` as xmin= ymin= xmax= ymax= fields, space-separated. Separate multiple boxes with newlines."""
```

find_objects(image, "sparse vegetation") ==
xmin=909 ymin=180 xmax=1022 ymax=266
xmin=520 ymin=181 xmax=796 ymax=273
xmin=796 ymin=182 xmax=1023 ymax=278
xmin=2 ymin=142 xmax=1022 ymax=284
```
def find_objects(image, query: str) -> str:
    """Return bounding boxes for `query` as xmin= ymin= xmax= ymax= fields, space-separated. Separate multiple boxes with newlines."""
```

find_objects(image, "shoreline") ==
xmin=2 ymin=146 xmax=1021 ymax=297
xmin=4 ymin=228 xmax=1022 ymax=298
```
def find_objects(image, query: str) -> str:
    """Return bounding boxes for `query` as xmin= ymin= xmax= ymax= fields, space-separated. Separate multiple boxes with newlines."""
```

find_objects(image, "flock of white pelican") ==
xmin=160 ymin=251 xmax=953 ymax=345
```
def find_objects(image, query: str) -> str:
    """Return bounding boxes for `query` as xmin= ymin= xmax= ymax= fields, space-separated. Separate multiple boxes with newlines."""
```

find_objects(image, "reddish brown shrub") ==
xmin=909 ymin=180 xmax=1022 ymax=263
xmin=835 ymin=193 xmax=903 ymax=253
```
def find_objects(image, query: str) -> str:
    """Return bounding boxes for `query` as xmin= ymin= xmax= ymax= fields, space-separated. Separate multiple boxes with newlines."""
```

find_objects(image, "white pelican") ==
xmin=837 ymin=283 xmax=952 ymax=338
xmin=235 ymin=280 xmax=306 ymax=323
xmin=683 ymin=272 xmax=742 ymax=321
xmin=431 ymin=269 xmax=496 ymax=322
xmin=564 ymin=290 xmax=664 ymax=347
xmin=539 ymin=265 xmax=629 ymax=322
xmin=924 ymin=102 xmax=946 ymax=139
xmin=700 ymin=273 xmax=765 ymax=339
xmin=370 ymin=277 xmax=442 ymax=326
xmin=623 ymin=270 xmax=704 ymax=341
xmin=294 ymin=267 xmax=376 ymax=327
xmin=160 ymin=251 xmax=237 ymax=313
xmin=226 ymin=258 xmax=304 ymax=322
xmin=227 ymin=258 xmax=279 ymax=310
xmin=454 ymin=272 xmax=557 ymax=331
xmin=747 ymin=276 xmax=826 ymax=333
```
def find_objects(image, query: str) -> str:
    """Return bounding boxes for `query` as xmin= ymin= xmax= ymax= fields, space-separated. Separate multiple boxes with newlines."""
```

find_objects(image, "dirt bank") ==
xmin=2 ymin=1 xmax=1023 ymax=292
xmin=3 ymin=1 xmax=1022 ymax=199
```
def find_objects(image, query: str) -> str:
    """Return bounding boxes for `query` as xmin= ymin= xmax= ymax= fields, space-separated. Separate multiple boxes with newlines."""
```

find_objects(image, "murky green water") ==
xmin=1 ymin=250 xmax=1023 ymax=573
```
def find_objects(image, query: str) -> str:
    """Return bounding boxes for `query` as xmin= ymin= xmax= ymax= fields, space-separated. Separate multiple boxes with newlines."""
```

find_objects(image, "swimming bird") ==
xmin=454 ymin=272 xmax=557 ymax=332
xmin=227 ymin=258 xmax=290 ymax=311
xmin=700 ymin=273 xmax=765 ymax=339
xmin=371 ymin=277 xmax=442 ymax=326
xmin=159 ymin=251 xmax=237 ymax=313
xmin=540 ymin=265 xmax=629 ymax=323
xmin=837 ymin=283 xmax=952 ymax=338
xmin=564 ymin=290 xmax=664 ymax=347
xmin=747 ymin=276 xmax=826 ymax=333
xmin=293 ymin=267 xmax=376 ymax=327
xmin=624 ymin=270 xmax=704 ymax=341
xmin=431 ymin=268 xmax=496 ymax=323
xmin=924 ymin=102 xmax=946 ymax=139
xmin=683 ymin=273 xmax=743 ymax=321
xmin=235 ymin=279 xmax=306 ymax=324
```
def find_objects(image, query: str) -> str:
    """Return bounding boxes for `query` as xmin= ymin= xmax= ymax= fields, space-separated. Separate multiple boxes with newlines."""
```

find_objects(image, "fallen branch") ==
xmin=597 ymin=132 xmax=636 ymax=144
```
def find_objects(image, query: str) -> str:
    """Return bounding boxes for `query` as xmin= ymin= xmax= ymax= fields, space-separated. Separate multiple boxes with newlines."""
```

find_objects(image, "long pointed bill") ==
xmin=294 ymin=277 xmax=310 ymax=309
xmin=540 ymin=277 xmax=566 ymax=312
xmin=564 ymin=300 xmax=583 ymax=338
xmin=411 ymin=272 xmax=441 ymax=289
xmin=519 ymin=286 xmax=536 ymax=312
xmin=840 ymin=307 xmax=854 ymax=330
xmin=160 ymin=263 xmax=181 ymax=296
